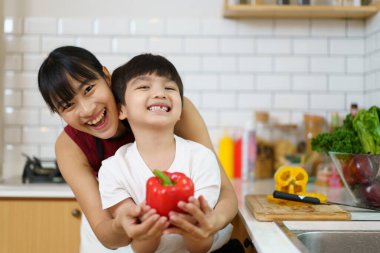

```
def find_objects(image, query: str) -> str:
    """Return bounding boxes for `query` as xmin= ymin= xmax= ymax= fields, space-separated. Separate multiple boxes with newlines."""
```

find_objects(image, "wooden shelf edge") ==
xmin=372 ymin=0 xmax=380 ymax=8
xmin=223 ymin=3 xmax=379 ymax=19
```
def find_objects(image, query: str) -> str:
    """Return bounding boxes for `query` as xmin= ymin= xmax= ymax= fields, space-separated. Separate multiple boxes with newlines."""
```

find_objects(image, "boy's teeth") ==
xmin=149 ymin=105 xmax=169 ymax=112
xmin=88 ymin=109 xmax=105 ymax=125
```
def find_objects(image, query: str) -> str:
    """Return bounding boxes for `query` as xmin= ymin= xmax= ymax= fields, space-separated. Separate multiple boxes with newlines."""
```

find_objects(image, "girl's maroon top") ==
xmin=64 ymin=124 xmax=134 ymax=176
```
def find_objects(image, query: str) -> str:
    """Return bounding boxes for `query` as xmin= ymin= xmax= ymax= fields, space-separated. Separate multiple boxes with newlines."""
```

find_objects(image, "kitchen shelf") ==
xmin=223 ymin=0 xmax=379 ymax=19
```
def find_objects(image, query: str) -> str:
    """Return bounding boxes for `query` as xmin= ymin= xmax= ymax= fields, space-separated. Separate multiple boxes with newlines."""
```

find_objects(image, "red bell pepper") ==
xmin=146 ymin=170 xmax=194 ymax=217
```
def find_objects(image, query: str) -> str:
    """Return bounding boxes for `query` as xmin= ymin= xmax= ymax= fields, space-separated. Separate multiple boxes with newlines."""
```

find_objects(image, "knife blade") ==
xmin=273 ymin=190 xmax=380 ymax=212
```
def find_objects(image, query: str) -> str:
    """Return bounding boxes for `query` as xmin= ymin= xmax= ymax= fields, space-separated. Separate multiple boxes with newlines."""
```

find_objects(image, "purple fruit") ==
xmin=360 ymin=181 xmax=380 ymax=207
xmin=344 ymin=155 xmax=376 ymax=185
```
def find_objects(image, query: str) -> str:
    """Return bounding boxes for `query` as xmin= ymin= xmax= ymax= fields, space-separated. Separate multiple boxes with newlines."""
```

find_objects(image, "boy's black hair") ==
xmin=111 ymin=53 xmax=184 ymax=106
xmin=38 ymin=46 xmax=106 ymax=112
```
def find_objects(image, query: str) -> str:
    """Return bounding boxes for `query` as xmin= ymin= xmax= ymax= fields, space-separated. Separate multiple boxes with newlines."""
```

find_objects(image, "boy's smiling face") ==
xmin=119 ymin=73 xmax=182 ymax=130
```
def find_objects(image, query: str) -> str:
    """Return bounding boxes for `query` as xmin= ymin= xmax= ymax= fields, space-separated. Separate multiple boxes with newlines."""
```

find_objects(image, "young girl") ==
xmin=38 ymin=46 xmax=238 ymax=252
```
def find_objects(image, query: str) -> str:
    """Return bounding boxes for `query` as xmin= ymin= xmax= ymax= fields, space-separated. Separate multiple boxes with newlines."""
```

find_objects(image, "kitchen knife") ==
xmin=273 ymin=190 xmax=380 ymax=212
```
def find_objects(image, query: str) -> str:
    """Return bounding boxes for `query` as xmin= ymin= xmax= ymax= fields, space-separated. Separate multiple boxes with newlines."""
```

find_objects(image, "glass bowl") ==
xmin=329 ymin=152 xmax=380 ymax=208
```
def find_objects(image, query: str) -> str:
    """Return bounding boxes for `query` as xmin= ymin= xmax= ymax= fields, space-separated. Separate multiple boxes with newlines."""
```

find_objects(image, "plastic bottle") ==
xmin=351 ymin=103 xmax=358 ymax=117
xmin=218 ymin=130 xmax=234 ymax=179
xmin=234 ymin=132 xmax=242 ymax=179
xmin=242 ymin=121 xmax=256 ymax=181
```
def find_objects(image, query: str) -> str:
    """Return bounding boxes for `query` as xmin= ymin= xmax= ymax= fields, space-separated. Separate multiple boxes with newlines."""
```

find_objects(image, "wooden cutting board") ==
xmin=245 ymin=194 xmax=351 ymax=221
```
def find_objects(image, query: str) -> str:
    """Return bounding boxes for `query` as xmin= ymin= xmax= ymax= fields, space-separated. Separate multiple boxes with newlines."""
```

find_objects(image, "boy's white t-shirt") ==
xmin=98 ymin=135 xmax=232 ymax=253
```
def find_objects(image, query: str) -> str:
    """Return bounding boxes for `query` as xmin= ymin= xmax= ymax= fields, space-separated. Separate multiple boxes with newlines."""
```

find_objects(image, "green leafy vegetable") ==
xmin=352 ymin=108 xmax=380 ymax=154
xmin=312 ymin=106 xmax=380 ymax=154
xmin=311 ymin=126 xmax=363 ymax=154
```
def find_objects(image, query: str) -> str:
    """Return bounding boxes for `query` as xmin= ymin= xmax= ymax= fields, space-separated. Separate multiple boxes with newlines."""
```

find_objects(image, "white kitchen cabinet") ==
xmin=0 ymin=198 xmax=81 ymax=253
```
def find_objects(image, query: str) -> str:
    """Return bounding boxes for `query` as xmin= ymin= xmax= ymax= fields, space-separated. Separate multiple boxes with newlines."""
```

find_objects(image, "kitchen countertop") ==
xmin=0 ymin=176 xmax=74 ymax=198
xmin=1 ymin=176 xmax=380 ymax=252
xmin=231 ymin=178 xmax=380 ymax=253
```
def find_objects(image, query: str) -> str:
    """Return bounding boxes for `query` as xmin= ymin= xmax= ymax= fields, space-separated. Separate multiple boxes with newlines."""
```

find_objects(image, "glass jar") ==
xmin=254 ymin=111 xmax=274 ymax=179
xmin=303 ymin=114 xmax=326 ymax=154
xmin=303 ymin=114 xmax=327 ymax=176
xmin=272 ymin=124 xmax=300 ymax=170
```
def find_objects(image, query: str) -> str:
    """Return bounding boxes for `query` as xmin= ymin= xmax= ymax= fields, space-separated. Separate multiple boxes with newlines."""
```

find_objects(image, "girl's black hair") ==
xmin=38 ymin=46 xmax=106 ymax=112
xmin=111 ymin=53 xmax=184 ymax=106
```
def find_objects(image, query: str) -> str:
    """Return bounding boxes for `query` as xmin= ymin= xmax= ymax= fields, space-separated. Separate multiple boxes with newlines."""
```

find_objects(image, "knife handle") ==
xmin=273 ymin=191 xmax=321 ymax=204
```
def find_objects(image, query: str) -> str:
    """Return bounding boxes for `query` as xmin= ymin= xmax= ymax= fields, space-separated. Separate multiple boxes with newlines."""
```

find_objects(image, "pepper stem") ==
xmin=153 ymin=170 xmax=175 ymax=186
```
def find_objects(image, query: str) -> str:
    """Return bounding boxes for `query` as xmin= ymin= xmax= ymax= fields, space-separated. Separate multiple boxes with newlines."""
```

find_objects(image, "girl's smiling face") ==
xmin=56 ymin=73 xmax=124 ymax=139
xmin=119 ymin=73 xmax=182 ymax=131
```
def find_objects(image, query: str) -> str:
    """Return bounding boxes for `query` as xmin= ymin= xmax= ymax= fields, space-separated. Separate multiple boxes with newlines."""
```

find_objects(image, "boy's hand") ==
xmin=166 ymin=196 xmax=214 ymax=253
xmin=165 ymin=195 xmax=216 ymax=240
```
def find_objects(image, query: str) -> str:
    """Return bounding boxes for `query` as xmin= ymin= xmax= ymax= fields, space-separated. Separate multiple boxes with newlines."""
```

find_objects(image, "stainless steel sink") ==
xmin=293 ymin=230 xmax=380 ymax=253
xmin=276 ymin=221 xmax=380 ymax=253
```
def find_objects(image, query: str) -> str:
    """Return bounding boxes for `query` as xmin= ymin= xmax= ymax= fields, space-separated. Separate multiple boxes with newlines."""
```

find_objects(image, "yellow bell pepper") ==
xmin=267 ymin=165 xmax=328 ymax=205
xmin=274 ymin=165 xmax=308 ymax=194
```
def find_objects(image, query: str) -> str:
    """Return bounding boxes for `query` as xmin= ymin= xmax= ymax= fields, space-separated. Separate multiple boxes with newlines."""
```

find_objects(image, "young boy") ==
xmin=98 ymin=54 xmax=232 ymax=253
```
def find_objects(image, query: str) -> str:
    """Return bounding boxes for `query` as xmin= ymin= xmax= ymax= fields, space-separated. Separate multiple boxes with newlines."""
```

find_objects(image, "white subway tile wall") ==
xmin=24 ymin=17 xmax=58 ymax=35
xmin=257 ymin=38 xmax=291 ymax=55
xmin=237 ymin=20 xmax=273 ymax=36
xmin=257 ymin=75 xmax=291 ymax=91
xmin=58 ymin=18 xmax=94 ymax=35
xmin=94 ymin=18 xmax=130 ymax=35
xmin=132 ymin=19 xmax=166 ymax=35
xmin=293 ymin=75 xmax=328 ymax=91
xmin=347 ymin=57 xmax=365 ymax=73
xmin=237 ymin=92 xmax=272 ymax=109
xmin=77 ymin=37 xmax=113 ymax=53
xmin=2 ymin=14 xmax=380 ymax=178
xmin=149 ymin=37 xmax=183 ymax=54
xmin=347 ymin=20 xmax=365 ymax=37
xmin=311 ymin=20 xmax=346 ymax=37
xmin=293 ymin=39 xmax=328 ymax=55
xmin=167 ymin=19 xmax=201 ymax=35
xmin=274 ymin=19 xmax=309 ymax=36
xmin=4 ymin=89 xmax=22 ymax=106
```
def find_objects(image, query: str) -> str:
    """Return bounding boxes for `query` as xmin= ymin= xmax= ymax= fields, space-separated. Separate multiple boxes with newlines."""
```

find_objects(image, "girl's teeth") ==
xmin=88 ymin=109 xmax=105 ymax=125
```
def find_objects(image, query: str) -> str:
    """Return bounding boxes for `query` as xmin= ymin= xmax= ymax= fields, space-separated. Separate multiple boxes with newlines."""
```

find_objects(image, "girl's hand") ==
xmin=165 ymin=195 xmax=217 ymax=240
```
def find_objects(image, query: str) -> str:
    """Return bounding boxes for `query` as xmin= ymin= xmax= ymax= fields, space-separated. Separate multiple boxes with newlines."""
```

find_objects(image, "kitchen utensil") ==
xmin=245 ymin=194 xmax=350 ymax=221
xmin=22 ymin=153 xmax=64 ymax=184
xmin=273 ymin=190 xmax=380 ymax=212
